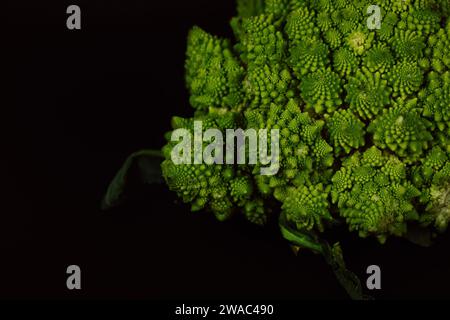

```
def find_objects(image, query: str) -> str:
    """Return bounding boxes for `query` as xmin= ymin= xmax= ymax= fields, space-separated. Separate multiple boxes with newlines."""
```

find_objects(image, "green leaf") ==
xmin=279 ymin=212 xmax=372 ymax=300
xmin=279 ymin=212 xmax=324 ymax=253
xmin=102 ymin=149 xmax=164 ymax=210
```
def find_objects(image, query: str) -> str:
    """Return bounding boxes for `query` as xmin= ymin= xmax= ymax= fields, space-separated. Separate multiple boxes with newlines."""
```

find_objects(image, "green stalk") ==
xmin=279 ymin=212 xmax=371 ymax=300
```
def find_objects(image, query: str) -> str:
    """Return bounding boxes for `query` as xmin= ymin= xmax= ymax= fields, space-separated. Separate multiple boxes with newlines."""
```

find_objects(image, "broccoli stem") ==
xmin=279 ymin=212 xmax=371 ymax=300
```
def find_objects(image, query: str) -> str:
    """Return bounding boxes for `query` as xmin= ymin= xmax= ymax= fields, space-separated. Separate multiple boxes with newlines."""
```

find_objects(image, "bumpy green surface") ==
xmin=162 ymin=0 xmax=450 ymax=245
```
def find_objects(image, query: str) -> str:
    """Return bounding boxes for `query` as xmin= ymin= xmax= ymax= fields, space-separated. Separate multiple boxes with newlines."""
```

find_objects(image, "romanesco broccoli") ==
xmin=105 ymin=0 xmax=450 ymax=299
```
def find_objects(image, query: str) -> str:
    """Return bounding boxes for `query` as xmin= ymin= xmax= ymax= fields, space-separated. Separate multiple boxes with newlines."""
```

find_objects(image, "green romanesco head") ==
xmin=161 ymin=0 xmax=450 ymax=243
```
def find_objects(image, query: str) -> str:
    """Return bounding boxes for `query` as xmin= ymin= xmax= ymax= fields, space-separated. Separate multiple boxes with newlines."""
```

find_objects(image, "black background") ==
xmin=5 ymin=0 xmax=450 ymax=300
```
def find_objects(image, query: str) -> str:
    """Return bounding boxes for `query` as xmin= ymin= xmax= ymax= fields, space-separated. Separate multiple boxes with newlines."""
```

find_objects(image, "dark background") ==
xmin=4 ymin=0 xmax=450 ymax=300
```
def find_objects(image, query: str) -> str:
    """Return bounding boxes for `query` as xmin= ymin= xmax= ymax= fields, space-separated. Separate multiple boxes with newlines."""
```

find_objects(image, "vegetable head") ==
xmin=161 ymin=0 xmax=449 ymax=243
